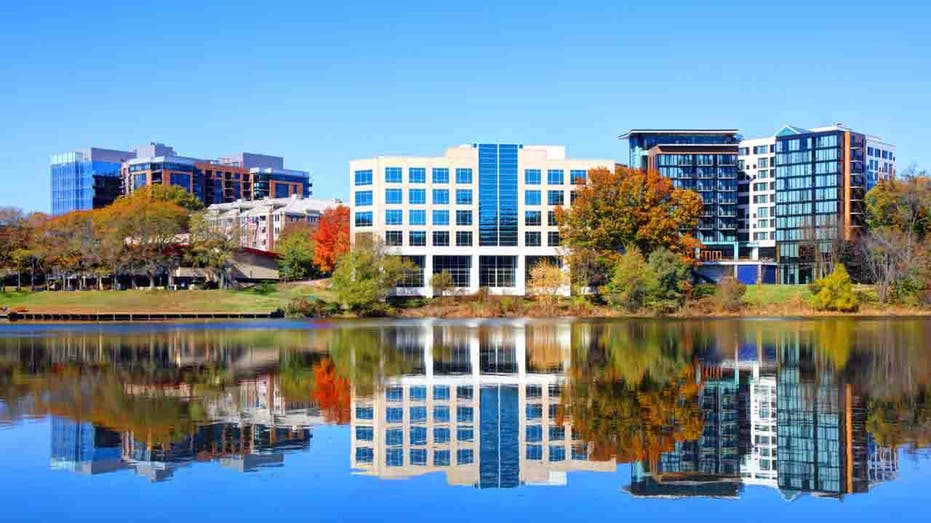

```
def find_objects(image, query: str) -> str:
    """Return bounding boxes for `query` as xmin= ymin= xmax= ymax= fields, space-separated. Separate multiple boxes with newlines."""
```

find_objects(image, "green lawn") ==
xmin=743 ymin=284 xmax=813 ymax=307
xmin=0 ymin=283 xmax=332 ymax=314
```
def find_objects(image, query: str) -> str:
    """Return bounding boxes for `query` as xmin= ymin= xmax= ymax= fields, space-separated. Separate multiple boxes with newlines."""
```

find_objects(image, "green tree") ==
xmin=276 ymin=222 xmax=316 ymax=282
xmin=603 ymin=248 xmax=652 ymax=311
xmin=527 ymin=260 xmax=568 ymax=308
xmin=645 ymin=248 xmax=692 ymax=312
xmin=330 ymin=243 xmax=415 ymax=314
xmin=187 ymin=212 xmax=237 ymax=287
xmin=809 ymin=263 xmax=859 ymax=312
xmin=430 ymin=270 xmax=455 ymax=298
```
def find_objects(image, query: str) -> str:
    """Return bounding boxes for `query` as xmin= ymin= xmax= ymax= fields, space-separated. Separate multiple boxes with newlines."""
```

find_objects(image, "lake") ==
xmin=1 ymin=318 xmax=929 ymax=521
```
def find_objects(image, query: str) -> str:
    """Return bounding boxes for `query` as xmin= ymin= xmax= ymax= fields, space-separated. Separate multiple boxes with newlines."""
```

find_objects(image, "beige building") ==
xmin=349 ymin=144 xmax=615 ymax=296
xmin=349 ymin=321 xmax=616 ymax=487
xmin=206 ymin=195 xmax=342 ymax=252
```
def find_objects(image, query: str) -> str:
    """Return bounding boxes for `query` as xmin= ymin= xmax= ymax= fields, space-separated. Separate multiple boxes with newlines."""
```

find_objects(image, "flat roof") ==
xmin=619 ymin=129 xmax=739 ymax=140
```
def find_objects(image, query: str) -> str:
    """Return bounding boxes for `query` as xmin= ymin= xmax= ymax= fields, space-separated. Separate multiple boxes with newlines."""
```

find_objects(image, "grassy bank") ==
xmin=0 ymin=283 xmax=333 ymax=314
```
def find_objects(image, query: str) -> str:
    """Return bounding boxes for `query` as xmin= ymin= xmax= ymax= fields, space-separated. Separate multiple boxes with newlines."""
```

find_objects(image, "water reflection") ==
xmin=0 ymin=319 xmax=929 ymax=500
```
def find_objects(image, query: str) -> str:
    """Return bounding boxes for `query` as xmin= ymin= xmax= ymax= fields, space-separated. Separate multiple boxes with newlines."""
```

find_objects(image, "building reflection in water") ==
xmin=350 ymin=322 xmax=615 ymax=487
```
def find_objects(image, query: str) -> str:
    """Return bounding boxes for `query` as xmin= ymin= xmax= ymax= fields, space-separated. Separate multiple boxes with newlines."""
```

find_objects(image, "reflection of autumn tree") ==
xmin=562 ymin=322 xmax=703 ymax=466
xmin=867 ymin=390 xmax=931 ymax=448
xmin=328 ymin=327 xmax=412 ymax=397
xmin=312 ymin=357 xmax=351 ymax=424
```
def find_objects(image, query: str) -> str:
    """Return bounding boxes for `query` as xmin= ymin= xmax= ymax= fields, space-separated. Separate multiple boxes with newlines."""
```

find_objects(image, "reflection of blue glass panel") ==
xmin=386 ymin=429 xmax=403 ymax=445
xmin=434 ymin=428 xmax=450 ymax=443
xmin=479 ymin=385 xmax=520 ymax=488
xmin=434 ymin=450 xmax=450 ymax=466
xmin=386 ymin=448 xmax=403 ymax=467
xmin=527 ymin=445 xmax=543 ymax=460
xmin=410 ymin=448 xmax=427 ymax=465
xmin=434 ymin=406 xmax=450 ymax=423
xmin=386 ymin=408 xmax=403 ymax=423
xmin=457 ymin=406 xmax=473 ymax=423
xmin=355 ymin=426 xmax=373 ymax=441
xmin=457 ymin=449 xmax=473 ymax=465
xmin=386 ymin=387 xmax=403 ymax=401
xmin=549 ymin=445 xmax=566 ymax=462
xmin=355 ymin=407 xmax=373 ymax=420
xmin=410 ymin=426 xmax=427 ymax=445
xmin=356 ymin=447 xmax=373 ymax=464
xmin=434 ymin=386 xmax=450 ymax=400
xmin=526 ymin=404 xmax=542 ymax=420
xmin=410 ymin=386 xmax=426 ymax=401
xmin=410 ymin=406 xmax=427 ymax=423
xmin=526 ymin=425 xmax=542 ymax=442
xmin=457 ymin=427 xmax=474 ymax=442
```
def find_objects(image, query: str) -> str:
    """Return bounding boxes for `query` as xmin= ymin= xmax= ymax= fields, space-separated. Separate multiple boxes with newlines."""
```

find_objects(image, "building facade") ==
xmin=205 ymin=196 xmax=341 ymax=252
xmin=50 ymin=147 xmax=134 ymax=215
xmin=349 ymin=144 xmax=614 ymax=296
xmin=621 ymin=130 xmax=741 ymax=260
xmin=737 ymin=137 xmax=777 ymax=261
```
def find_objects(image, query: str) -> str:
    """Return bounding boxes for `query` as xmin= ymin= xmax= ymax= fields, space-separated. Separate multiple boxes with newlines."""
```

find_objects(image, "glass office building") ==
xmin=349 ymin=143 xmax=614 ymax=296
xmin=50 ymin=147 xmax=134 ymax=215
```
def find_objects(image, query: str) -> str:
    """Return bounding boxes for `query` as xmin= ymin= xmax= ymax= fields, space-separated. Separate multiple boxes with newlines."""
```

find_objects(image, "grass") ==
xmin=0 ymin=282 xmax=334 ymax=314
xmin=743 ymin=284 xmax=813 ymax=307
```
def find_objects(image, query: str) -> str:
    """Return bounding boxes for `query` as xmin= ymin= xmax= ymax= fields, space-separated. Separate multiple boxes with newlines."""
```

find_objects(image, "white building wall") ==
xmin=738 ymin=137 xmax=777 ymax=260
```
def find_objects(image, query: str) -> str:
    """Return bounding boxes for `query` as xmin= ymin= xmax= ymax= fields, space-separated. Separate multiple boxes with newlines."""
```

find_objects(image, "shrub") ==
xmin=285 ymin=296 xmax=339 ymax=318
xmin=713 ymin=276 xmax=746 ymax=312
xmin=603 ymin=247 xmax=692 ymax=313
xmin=331 ymin=245 xmax=415 ymax=314
xmin=602 ymin=248 xmax=651 ymax=311
xmin=644 ymin=248 xmax=692 ymax=313
xmin=528 ymin=260 xmax=568 ymax=309
xmin=430 ymin=271 xmax=455 ymax=298
xmin=809 ymin=264 xmax=859 ymax=312
xmin=692 ymin=284 xmax=716 ymax=301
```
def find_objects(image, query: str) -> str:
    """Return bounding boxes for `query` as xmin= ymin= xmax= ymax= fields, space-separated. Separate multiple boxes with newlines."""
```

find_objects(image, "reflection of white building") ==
xmin=741 ymin=374 xmax=778 ymax=488
xmin=350 ymin=322 xmax=615 ymax=487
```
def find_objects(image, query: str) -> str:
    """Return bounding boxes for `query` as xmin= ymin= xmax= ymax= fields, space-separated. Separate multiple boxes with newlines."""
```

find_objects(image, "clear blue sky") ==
xmin=1 ymin=0 xmax=928 ymax=213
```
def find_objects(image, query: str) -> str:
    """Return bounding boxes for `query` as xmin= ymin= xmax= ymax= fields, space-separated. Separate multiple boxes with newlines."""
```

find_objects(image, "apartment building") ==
xmin=349 ymin=144 xmax=615 ymax=296
xmin=205 ymin=195 xmax=340 ymax=252
xmin=738 ymin=137 xmax=777 ymax=261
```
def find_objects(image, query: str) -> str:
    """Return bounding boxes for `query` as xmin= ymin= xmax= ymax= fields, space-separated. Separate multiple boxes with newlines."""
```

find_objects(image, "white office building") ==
xmin=349 ymin=144 xmax=615 ymax=296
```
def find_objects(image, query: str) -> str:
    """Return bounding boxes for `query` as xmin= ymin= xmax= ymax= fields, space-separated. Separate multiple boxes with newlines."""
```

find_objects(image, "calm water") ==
xmin=1 ymin=318 xmax=930 ymax=521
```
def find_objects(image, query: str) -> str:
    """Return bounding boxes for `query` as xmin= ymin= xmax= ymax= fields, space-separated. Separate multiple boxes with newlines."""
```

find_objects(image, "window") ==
xmin=410 ymin=448 xmax=427 ymax=465
xmin=525 ymin=231 xmax=541 ymax=246
xmin=525 ymin=169 xmax=541 ymax=185
xmin=410 ymin=426 xmax=427 ymax=445
xmin=433 ymin=210 xmax=449 ymax=226
xmin=547 ymin=231 xmax=561 ymax=246
xmin=409 ymin=209 xmax=426 ymax=225
xmin=355 ymin=406 xmax=374 ymax=420
xmin=457 ymin=427 xmax=474 ymax=442
xmin=385 ymin=209 xmax=403 ymax=225
xmin=434 ymin=427 xmax=450 ymax=443
xmin=525 ymin=210 xmax=541 ymax=226
xmin=432 ymin=168 xmax=449 ymax=184
xmin=385 ymin=167 xmax=402 ymax=183
xmin=356 ymin=447 xmax=373 ymax=464
xmin=525 ymin=190 xmax=541 ymax=205
xmin=354 ymin=169 xmax=373 ymax=186
xmin=386 ymin=428 xmax=403 ymax=445
xmin=355 ymin=426 xmax=374 ymax=441
xmin=385 ymin=188 xmax=402 ymax=204
xmin=570 ymin=169 xmax=587 ymax=185
xmin=432 ymin=231 xmax=449 ymax=246
xmin=433 ymin=256 xmax=471 ymax=287
xmin=386 ymin=407 xmax=403 ymax=423
xmin=526 ymin=445 xmax=542 ymax=460
xmin=409 ymin=231 xmax=426 ymax=246
xmin=457 ymin=385 xmax=473 ymax=399
xmin=547 ymin=190 xmax=564 ymax=206
xmin=385 ymin=230 xmax=403 ymax=246
xmin=386 ymin=448 xmax=403 ymax=467
xmin=549 ymin=426 xmax=565 ymax=441
xmin=410 ymin=386 xmax=426 ymax=401
xmin=526 ymin=425 xmax=543 ymax=443
xmin=547 ymin=211 xmax=557 ymax=226
xmin=434 ymin=386 xmax=450 ymax=400
xmin=753 ymin=145 xmax=769 ymax=155
xmin=433 ymin=189 xmax=449 ymax=205
xmin=386 ymin=387 xmax=403 ymax=401
xmin=457 ymin=406 xmax=474 ymax=423
xmin=409 ymin=167 xmax=426 ymax=183
xmin=354 ymin=191 xmax=372 ymax=206
xmin=549 ymin=445 xmax=566 ymax=462
xmin=456 ymin=231 xmax=473 ymax=246
xmin=456 ymin=168 xmax=473 ymax=184
xmin=434 ymin=450 xmax=450 ymax=466
xmin=409 ymin=189 xmax=426 ymax=205
xmin=456 ymin=189 xmax=472 ymax=205
xmin=433 ymin=406 xmax=450 ymax=423
xmin=547 ymin=169 xmax=564 ymax=185
xmin=456 ymin=210 xmax=472 ymax=226
xmin=354 ymin=212 xmax=372 ymax=227
xmin=456 ymin=449 xmax=474 ymax=465
xmin=526 ymin=404 xmax=543 ymax=419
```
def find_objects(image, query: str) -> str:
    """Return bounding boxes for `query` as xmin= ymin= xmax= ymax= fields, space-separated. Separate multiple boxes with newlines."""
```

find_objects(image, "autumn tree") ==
xmin=312 ymin=205 xmax=350 ymax=274
xmin=527 ymin=259 xmax=568 ymax=308
xmin=330 ymin=241 xmax=415 ymax=314
xmin=186 ymin=211 xmax=237 ymax=288
xmin=0 ymin=208 xmax=29 ymax=291
xmin=276 ymin=222 xmax=316 ymax=281
xmin=557 ymin=166 xmax=702 ymax=288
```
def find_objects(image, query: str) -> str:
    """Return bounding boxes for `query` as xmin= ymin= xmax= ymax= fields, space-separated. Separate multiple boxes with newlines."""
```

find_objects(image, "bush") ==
xmin=602 ymin=248 xmax=651 ymax=311
xmin=331 ymin=245 xmax=415 ymax=314
xmin=644 ymin=248 xmax=692 ymax=313
xmin=285 ymin=296 xmax=339 ymax=318
xmin=713 ymin=276 xmax=746 ymax=312
xmin=692 ymin=284 xmax=716 ymax=301
xmin=809 ymin=264 xmax=859 ymax=312
xmin=602 ymin=247 xmax=692 ymax=313
xmin=430 ymin=271 xmax=455 ymax=298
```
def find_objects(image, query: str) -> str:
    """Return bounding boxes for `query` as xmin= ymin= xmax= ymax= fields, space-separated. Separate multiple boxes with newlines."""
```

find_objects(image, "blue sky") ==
xmin=1 ymin=0 xmax=928 ymax=213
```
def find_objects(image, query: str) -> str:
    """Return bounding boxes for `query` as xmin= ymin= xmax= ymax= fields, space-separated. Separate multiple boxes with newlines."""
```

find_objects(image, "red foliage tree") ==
xmin=312 ymin=205 xmax=350 ymax=274
xmin=311 ymin=357 xmax=351 ymax=424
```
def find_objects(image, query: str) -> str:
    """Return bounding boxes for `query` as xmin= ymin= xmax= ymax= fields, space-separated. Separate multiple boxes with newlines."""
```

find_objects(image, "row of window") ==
xmin=355 ymin=189 xmax=474 ymax=207
xmin=380 ymin=230 xmax=560 ymax=247
xmin=355 ymin=446 xmax=476 ymax=467
xmin=353 ymin=167 xmax=591 ymax=186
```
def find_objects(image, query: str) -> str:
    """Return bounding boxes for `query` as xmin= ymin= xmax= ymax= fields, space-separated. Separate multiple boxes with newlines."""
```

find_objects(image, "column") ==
xmin=469 ymin=254 xmax=480 ymax=294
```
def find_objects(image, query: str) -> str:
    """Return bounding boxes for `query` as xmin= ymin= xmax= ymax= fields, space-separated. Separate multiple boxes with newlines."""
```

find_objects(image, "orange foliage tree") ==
xmin=556 ymin=166 xmax=703 ymax=287
xmin=312 ymin=357 xmax=351 ymax=424
xmin=312 ymin=205 xmax=350 ymax=274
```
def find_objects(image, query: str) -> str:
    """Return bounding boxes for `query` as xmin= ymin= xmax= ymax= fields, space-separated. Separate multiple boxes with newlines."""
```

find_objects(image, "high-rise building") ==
xmin=620 ymin=130 xmax=741 ymax=260
xmin=49 ymin=147 xmax=134 ymax=214
xmin=737 ymin=137 xmax=777 ymax=261
xmin=349 ymin=144 xmax=614 ymax=296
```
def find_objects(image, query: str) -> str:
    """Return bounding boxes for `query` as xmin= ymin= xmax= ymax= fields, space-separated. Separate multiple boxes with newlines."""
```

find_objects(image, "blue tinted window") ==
xmin=409 ymin=210 xmax=426 ymax=225
xmin=356 ymin=447 xmax=373 ymax=464
xmin=355 ymin=406 xmax=374 ymax=420
xmin=386 ymin=428 xmax=403 ymax=445
xmin=409 ymin=167 xmax=426 ymax=183
xmin=410 ymin=448 xmax=427 ymax=465
xmin=385 ymin=210 xmax=403 ymax=225
xmin=526 ymin=404 xmax=542 ymax=419
xmin=526 ymin=445 xmax=542 ymax=460
xmin=432 ymin=168 xmax=449 ymax=184
xmin=456 ymin=210 xmax=472 ymax=226
xmin=354 ymin=212 xmax=372 ymax=227
xmin=525 ymin=169 xmax=541 ymax=185
xmin=525 ymin=211 xmax=541 ymax=226
xmin=455 ymin=168 xmax=473 ymax=184
xmin=457 ymin=407 xmax=473 ymax=423
xmin=548 ymin=190 xmax=564 ymax=206
xmin=434 ymin=427 xmax=450 ymax=443
xmin=385 ymin=188 xmax=402 ymax=204
xmin=386 ymin=407 xmax=403 ymax=423
xmin=434 ymin=450 xmax=450 ymax=466
xmin=386 ymin=387 xmax=403 ymax=401
xmin=457 ymin=449 xmax=474 ymax=465
xmin=354 ymin=169 xmax=373 ymax=186
xmin=433 ymin=406 xmax=450 ymax=423
xmin=547 ymin=169 xmax=564 ymax=185
xmin=410 ymin=386 xmax=427 ymax=401
xmin=549 ymin=445 xmax=566 ymax=462
xmin=385 ymin=167 xmax=402 ymax=183
xmin=457 ymin=427 xmax=474 ymax=442
xmin=433 ymin=210 xmax=449 ymax=226
xmin=409 ymin=189 xmax=426 ymax=204
xmin=386 ymin=447 xmax=403 ymax=467
xmin=570 ymin=169 xmax=587 ymax=184
xmin=355 ymin=426 xmax=374 ymax=441
xmin=549 ymin=426 xmax=565 ymax=441
xmin=433 ymin=189 xmax=449 ymax=204
xmin=456 ymin=189 xmax=472 ymax=205
xmin=410 ymin=426 xmax=427 ymax=445
xmin=434 ymin=386 xmax=450 ymax=400
xmin=478 ymin=144 xmax=518 ymax=247
xmin=354 ymin=190 xmax=372 ymax=206
xmin=526 ymin=425 xmax=542 ymax=443
xmin=410 ymin=406 xmax=427 ymax=423
xmin=409 ymin=231 xmax=426 ymax=246
xmin=525 ymin=190 xmax=541 ymax=206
